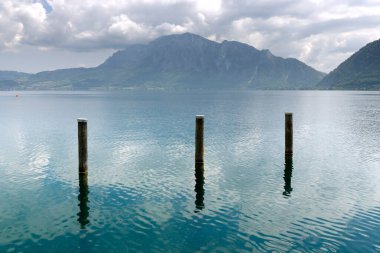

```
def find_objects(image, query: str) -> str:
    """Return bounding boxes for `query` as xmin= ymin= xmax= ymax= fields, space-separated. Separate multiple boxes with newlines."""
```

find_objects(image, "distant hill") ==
xmin=318 ymin=39 xmax=380 ymax=90
xmin=1 ymin=33 xmax=326 ymax=90
xmin=0 ymin=70 xmax=30 ymax=80
xmin=0 ymin=71 xmax=31 ymax=90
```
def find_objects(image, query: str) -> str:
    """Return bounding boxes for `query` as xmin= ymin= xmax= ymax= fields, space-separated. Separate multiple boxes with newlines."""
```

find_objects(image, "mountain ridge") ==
xmin=1 ymin=33 xmax=326 ymax=90
xmin=318 ymin=38 xmax=380 ymax=89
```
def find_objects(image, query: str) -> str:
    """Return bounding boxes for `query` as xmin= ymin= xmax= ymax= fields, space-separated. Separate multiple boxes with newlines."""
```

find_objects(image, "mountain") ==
xmin=0 ymin=71 xmax=31 ymax=90
xmin=0 ymin=70 xmax=30 ymax=80
xmin=3 ymin=33 xmax=326 ymax=90
xmin=318 ymin=39 xmax=380 ymax=90
xmin=95 ymin=33 xmax=325 ymax=90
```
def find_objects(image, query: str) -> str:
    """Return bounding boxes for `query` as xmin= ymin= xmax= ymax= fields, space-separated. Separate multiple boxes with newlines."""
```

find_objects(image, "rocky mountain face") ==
xmin=318 ymin=39 xmax=380 ymax=90
xmin=1 ymin=33 xmax=326 ymax=90
xmin=95 ymin=33 xmax=325 ymax=90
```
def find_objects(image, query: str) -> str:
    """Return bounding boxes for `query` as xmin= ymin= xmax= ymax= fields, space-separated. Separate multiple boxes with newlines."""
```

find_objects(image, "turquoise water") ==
xmin=0 ymin=91 xmax=380 ymax=252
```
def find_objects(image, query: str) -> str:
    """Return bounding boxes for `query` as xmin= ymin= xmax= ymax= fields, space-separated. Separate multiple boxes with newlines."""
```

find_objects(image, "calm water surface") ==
xmin=0 ymin=91 xmax=380 ymax=252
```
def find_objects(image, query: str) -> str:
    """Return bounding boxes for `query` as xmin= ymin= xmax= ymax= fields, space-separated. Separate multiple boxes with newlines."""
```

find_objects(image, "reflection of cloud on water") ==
xmin=165 ymin=141 xmax=192 ymax=160
xmin=15 ymin=131 xmax=26 ymax=155
xmin=198 ymin=162 xmax=244 ymax=218
xmin=28 ymin=148 xmax=50 ymax=180
xmin=0 ymin=153 xmax=5 ymax=166
xmin=111 ymin=140 xmax=146 ymax=166
xmin=231 ymin=127 xmax=263 ymax=158
xmin=0 ymin=124 xmax=52 ymax=187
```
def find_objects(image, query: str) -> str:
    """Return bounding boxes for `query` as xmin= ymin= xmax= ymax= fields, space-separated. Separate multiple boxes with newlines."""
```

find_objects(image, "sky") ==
xmin=0 ymin=0 xmax=379 ymax=73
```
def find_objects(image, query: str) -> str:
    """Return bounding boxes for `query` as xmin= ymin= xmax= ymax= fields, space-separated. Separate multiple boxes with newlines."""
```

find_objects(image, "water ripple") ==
xmin=1 ymin=91 xmax=380 ymax=252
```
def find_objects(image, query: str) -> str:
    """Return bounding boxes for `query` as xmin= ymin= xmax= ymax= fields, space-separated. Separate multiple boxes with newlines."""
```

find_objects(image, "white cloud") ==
xmin=196 ymin=0 xmax=221 ymax=14
xmin=108 ymin=14 xmax=149 ymax=40
xmin=0 ymin=1 xmax=46 ymax=49
xmin=0 ymin=0 xmax=379 ymax=72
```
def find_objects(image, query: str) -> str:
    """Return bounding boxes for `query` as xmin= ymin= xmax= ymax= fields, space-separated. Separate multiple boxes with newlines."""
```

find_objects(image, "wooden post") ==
xmin=195 ymin=115 xmax=204 ymax=164
xmin=78 ymin=118 xmax=88 ymax=174
xmin=285 ymin=113 xmax=293 ymax=156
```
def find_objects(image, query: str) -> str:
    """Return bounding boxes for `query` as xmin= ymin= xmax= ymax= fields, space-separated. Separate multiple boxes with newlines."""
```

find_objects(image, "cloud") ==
xmin=0 ymin=0 xmax=379 ymax=72
xmin=0 ymin=1 xmax=46 ymax=49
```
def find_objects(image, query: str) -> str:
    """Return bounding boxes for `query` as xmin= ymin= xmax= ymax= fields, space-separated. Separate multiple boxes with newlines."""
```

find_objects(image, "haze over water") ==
xmin=0 ymin=90 xmax=380 ymax=252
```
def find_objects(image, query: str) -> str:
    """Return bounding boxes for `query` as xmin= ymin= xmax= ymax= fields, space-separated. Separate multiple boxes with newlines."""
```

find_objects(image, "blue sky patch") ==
xmin=35 ymin=0 xmax=53 ymax=13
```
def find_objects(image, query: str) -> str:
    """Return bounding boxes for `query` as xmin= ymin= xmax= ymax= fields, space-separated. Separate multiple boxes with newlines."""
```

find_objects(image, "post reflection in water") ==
xmin=283 ymin=156 xmax=293 ymax=196
xmin=194 ymin=163 xmax=205 ymax=212
xmin=78 ymin=173 xmax=90 ymax=228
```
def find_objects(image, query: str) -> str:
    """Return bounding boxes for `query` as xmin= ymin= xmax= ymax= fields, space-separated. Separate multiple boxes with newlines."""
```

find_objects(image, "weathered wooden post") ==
xmin=78 ymin=118 xmax=88 ymax=174
xmin=285 ymin=113 xmax=293 ymax=157
xmin=195 ymin=115 xmax=204 ymax=164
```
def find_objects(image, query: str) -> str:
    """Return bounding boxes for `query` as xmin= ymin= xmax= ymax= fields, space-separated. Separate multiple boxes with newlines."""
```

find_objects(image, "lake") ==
xmin=0 ymin=90 xmax=380 ymax=252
